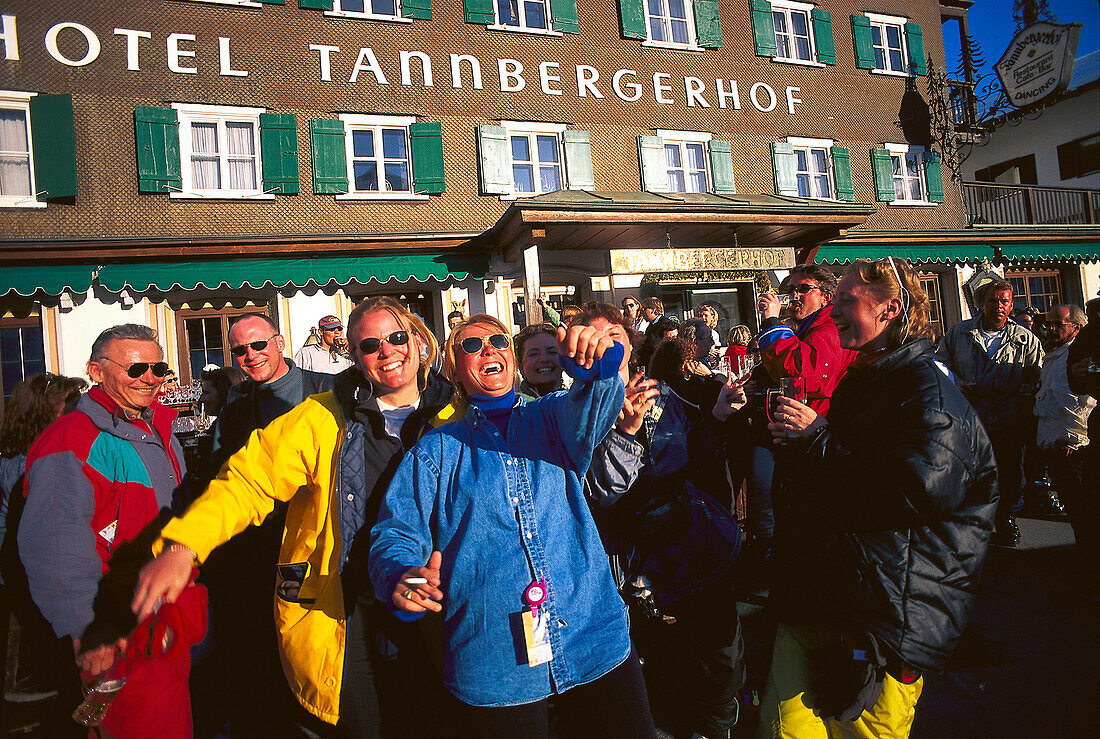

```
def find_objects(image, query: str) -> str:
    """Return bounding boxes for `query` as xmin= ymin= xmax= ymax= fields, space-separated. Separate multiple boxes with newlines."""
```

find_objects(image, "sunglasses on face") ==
xmin=358 ymin=330 xmax=409 ymax=354
xmin=230 ymin=335 xmax=278 ymax=357
xmin=786 ymin=284 xmax=820 ymax=296
xmin=98 ymin=357 xmax=171 ymax=379
xmin=459 ymin=334 xmax=510 ymax=354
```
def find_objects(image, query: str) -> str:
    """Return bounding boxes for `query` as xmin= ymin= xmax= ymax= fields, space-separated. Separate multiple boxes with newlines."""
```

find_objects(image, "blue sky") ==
xmin=942 ymin=0 xmax=1100 ymax=82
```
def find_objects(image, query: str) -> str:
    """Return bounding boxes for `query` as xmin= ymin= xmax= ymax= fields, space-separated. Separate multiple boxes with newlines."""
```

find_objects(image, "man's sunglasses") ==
xmin=97 ymin=357 xmax=171 ymax=379
xmin=358 ymin=331 xmax=409 ymax=354
xmin=230 ymin=335 xmax=278 ymax=357
xmin=459 ymin=334 xmax=509 ymax=354
xmin=786 ymin=284 xmax=821 ymax=296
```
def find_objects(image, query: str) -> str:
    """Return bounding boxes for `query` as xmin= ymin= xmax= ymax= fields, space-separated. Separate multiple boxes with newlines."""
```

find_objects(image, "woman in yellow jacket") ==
xmin=133 ymin=297 xmax=457 ymax=736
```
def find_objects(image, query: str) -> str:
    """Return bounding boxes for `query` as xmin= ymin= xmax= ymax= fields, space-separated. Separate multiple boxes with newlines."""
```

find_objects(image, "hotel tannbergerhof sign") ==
xmin=995 ymin=21 xmax=1081 ymax=108
xmin=611 ymin=247 xmax=796 ymax=274
xmin=0 ymin=14 xmax=808 ymax=115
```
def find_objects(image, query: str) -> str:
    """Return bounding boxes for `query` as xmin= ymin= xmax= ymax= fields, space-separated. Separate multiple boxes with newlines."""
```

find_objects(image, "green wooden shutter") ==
xmin=134 ymin=106 xmax=181 ymax=193
xmin=871 ymin=148 xmax=896 ymax=202
xmin=551 ymin=0 xmax=579 ymax=34
xmin=619 ymin=0 xmax=647 ymax=40
xmin=563 ymin=130 xmax=594 ymax=190
xmin=401 ymin=0 xmax=432 ymax=20
xmin=750 ymin=0 xmax=777 ymax=58
xmin=410 ymin=121 xmax=445 ymax=194
xmin=29 ymin=94 xmax=77 ymax=200
xmin=851 ymin=15 xmax=875 ymax=69
xmin=693 ymin=0 xmax=722 ymax=48
xmin=924 ymin=150 xmax=944 ymax=203
xmin=309 ymin=119 xmax=348 ymax=194
xmin=709 ymin=140 xmax=736 ymax=195
xmin=258 ymin=0 xmax=286 ymax=5
xmin=831 ymin=146 xmax=854 ymax=201
xmin=771 ymin=142 xmax=797 ymax=197
xmin=298 ymin=0 xmax=333 ymax=10
xmin=638 ymin=136 xmax=669 ymax=193
xmin=259 ymin=113 xmax=299 ymax=195
xmin=811 ymin=9 xmax=836 ymax=65
xmin=464 ymin=0 xmax=495 ymax=24
xmin=905 ymin=22 xmax=927 ymax=75
xmin=477 ymin=125 xmax=511 ymax=195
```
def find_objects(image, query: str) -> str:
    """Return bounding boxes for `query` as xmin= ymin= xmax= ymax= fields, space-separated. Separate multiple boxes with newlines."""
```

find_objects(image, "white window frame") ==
xmin=488 ymin=0 xmax=562 ymax=36
xmin=337 ymin=114 xmax=426 ymax=201
xmin=0 ymin=90 xmax=44 ymax=209
xmin=787 ymin=136 xmax=835 ymax=200
xmin=175 ymin=0 xmax=263 ymax=7
xmin=866 ymin=12 xmax=910 ymax=77
xmin=643 ymin=0 xmax=702 ymax=51
xmin=884 ymin=142 xmax=935 ymax=206
xmin=770 ymin=1 xmax=825 ymax=68
xmin=172 ymin=103 xmax=270 ymax=200
xmin=500 ymin=121 xmax=568 ymax=200
xmin=657 ymin=129 xmax=712 ymax=194
xmin=326 ymin=0 xmax=413 ymax=23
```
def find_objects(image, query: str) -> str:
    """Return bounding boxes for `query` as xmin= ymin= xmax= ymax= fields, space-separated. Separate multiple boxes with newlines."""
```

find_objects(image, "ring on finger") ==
xmin=402 ymin=588 xmax=415 ymax=600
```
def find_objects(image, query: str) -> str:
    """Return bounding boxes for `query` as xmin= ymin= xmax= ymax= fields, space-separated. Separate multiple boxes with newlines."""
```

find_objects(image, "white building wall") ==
xmin=54 ymin=292 xmax=150 ymax=379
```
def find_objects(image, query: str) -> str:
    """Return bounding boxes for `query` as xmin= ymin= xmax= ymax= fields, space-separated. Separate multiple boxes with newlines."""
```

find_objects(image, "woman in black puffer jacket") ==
xmin=759 ymin=258 xmax=998 ymax=738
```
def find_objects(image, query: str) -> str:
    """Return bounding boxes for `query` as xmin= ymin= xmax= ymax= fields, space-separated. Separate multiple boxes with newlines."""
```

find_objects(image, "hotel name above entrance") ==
xmin=0 ymin=13 xmax=809 ymax=115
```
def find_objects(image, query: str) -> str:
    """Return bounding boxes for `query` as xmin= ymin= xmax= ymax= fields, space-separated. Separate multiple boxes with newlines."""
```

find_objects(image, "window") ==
xmin=478 ymin=122 xmax=594 ymax=198
xmin=872 ymin=144 xmax=943 ymax=205
xmin=639 ymin=131 xmax=735 ymax=195
xmin=888 ymin=144 xmax=927 ymax=203
xmin=852 ymin=13 xmax=924 ymax=76
xmin=869 ymin=15 xmax=906 ymax=73
xmin=494 ymin=0 xmax=553 ymax=32
xmin=175 ymin=305 xmax=270 ymax=383
xmin=975 ymin=155 xmax=1038 ymax=185
xmin=787 ymin=137 xmax=833 ymax=199
xmin=0 ymin=93 xmax=35 ymax=208
xmin=646 ymin=0 xmax=695 ymax=47
xmin=1057 ymin=133 xmax=1100 ymax=181
xmin=510 ymin=132 xmax=563 ymax=195
xmin=177 ymin=0 xmax=263 ymax=6
xmin=340 ymin=115 xmax=418 ymax=198
xmin=1006 ymin=270 xmax=1063 ymax=313
xmin=173 ymin=104 xmax=267 ymax=199
xmin=660 ymin=133 xmax=711 ymax=193
xmin=772 ymin=1 xmax=813 ymax=62
xmin=329 ymin=0 xmax=407 ymax=21
xmin=0 ymin=314 xmax=45 ymax=406
xmin=919 ymin=273 xmax=945 ymax=340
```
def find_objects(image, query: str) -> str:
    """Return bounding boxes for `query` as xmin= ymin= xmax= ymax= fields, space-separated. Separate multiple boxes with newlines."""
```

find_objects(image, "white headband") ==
xmin=886 ymin=256 xmax=911 ymax=342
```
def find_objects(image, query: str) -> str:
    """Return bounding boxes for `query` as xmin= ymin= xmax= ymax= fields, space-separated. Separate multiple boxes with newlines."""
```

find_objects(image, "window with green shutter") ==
xmin=771 ymin=142 xmax=798 ymax=197
xmin=410 ymin=121 xmax=445 ymax=194
xmin=401 ymin=0 xmax=432 ymax=20
xmin=259 ymin=113 xmax=299 ymax=195
xmin=619 ymin=0 xmax=647 ymax=40
xmin=562 ymin=130 xmax=594 ymax=190
xmin=870 ymin=148 xmax=896 ymax=202
xmin=751 ymin=0 xmax=777 ymax=57
xmin=551 ymin=0 xmax=579 ymax=34
xmin=693 ymin=0 xmax=722 ymax=48
xmin=134 ymin=106 xmax=182 ymax=194
xmin=464 ymin=0 xmax=495 ymax=24
xmin=831 ymin=146 xmax=853 ymax=201
xmin=851 ymin=14 xmax=875 ymax=69
xmin=905 ymin=22 xmax=927 ymax=75
xmin=309 ymin=119 xmax=348 ymax=194
xmin=709 ymin=140 xmax=736 ymax=195
xmin=477 ymin=125 xmax=511 ymax=195
xmin=638 ymin=136 xmax=669 ymax=193
xmin=811 ymin=8 xmax=835 ymax=65
xmin=924 ymin=150 xmax=944 ymax=203
xmin=298 ymin=0 xmax=333 ymax=10
xmin=29 ymin=94 xmax=77 ymax=200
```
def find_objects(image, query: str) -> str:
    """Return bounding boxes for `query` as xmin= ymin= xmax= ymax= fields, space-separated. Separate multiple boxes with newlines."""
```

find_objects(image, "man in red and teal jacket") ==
xmin=18 ymin=323 xmax=203 ymax=738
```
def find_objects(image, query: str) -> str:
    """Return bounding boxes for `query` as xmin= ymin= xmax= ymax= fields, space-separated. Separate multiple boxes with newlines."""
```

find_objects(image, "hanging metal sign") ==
xmin=995 ymin=22 xmax=1081 ymax=108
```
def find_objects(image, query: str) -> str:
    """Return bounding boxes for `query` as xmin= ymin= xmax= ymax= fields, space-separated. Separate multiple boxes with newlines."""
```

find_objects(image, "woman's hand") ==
xmin=712 ymin=376 xmax=749 ymax=422
xmin=392 ymin=550 xmax=444 ymax=614
xmin=618 ymin=372 xmax=659 ymax=435
xmin=557 ymin=325 xmax=614 ymax=369
xmin=768 ymin=396 xmax=826 ymax=441
xmin=131 ymin=543 xmax=195 ymax=622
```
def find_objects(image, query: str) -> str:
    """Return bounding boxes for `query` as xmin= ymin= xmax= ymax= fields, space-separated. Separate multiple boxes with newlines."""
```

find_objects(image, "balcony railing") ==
xmin=963 ymin=182 xmax=1100 ymax=225
xmin=947 ymin=80 xmax=978 ymax=128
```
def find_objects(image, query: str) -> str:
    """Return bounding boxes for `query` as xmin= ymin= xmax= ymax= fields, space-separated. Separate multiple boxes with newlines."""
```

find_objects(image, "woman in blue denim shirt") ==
xmin=369 ymin=314 xmax=656 ymax=738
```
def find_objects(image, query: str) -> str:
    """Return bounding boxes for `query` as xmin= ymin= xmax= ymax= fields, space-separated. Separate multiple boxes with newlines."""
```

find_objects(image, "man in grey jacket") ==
xmin=940 ymin=279 xmax=1043 ymax=546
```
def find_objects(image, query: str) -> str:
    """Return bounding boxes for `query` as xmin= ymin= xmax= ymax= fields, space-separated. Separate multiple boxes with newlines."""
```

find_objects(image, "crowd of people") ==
xmin=0 ymin=257 xmax=1096 ymax=739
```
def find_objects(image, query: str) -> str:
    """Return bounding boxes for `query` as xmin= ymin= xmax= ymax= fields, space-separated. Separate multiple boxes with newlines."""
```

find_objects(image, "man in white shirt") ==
xmin=294 ymin=315 xmax=353 ymax=374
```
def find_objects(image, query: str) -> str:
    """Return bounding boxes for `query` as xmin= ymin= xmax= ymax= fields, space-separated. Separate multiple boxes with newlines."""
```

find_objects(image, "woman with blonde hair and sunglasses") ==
xmin=369 ymin=314 xmax=656 ymax=738
xmin=758 ymin=259 xmax=998 ymax=738
xmin=134 ymin=296 xmax=458 ymax=736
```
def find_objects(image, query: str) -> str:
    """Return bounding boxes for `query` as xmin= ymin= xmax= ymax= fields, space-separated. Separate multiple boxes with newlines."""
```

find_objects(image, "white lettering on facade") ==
xmin=539 ymin=62 xmax=562 ymax=96
xmin=499 ymin=59 xmax=524 ymax=92
xmin=450 ymin=54 xmax=483 ymax=89
xmin=576 ymin=65 xmax=603 ymax=98
xmin=400 ymin=50 xmax=433 ymax=87
xmin=350 ymin=47 xmax=387 ymax=84
xmin=715 ymin=79 xmax=741 ymax=109
xmin=785 ymin=86 xmax=802 ymax=114
xmin=652 ymin=73 xmax=674 ymax=104
xmin=46 ymin=22 xmax=100 ymax=67
xmin=167 ymin=33 xmax=196 ymax=74
xmin=1 ymin=15 xmax=18 ymax=61
xmin=219 ymin=37 xmax=246 ymax=77
xmin=749 ymin=82 xmax=776 ymax=112
xmin=310 ymin=44 xmax=339 ymax=82
xmin=613 ymin=70 xmax=642 ymax=102
xmin=113 ymin=28 xmax=150 ymax=71
xmin=685 ymin=77 xmax=709 ymax=108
